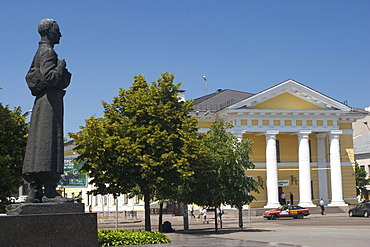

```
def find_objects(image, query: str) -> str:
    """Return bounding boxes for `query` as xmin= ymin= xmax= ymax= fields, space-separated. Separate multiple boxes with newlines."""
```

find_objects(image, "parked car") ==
xmin=263 ymin=205 xmax=310 ymax=220
xmin=348 ymin=201 xmax=370 ymax=217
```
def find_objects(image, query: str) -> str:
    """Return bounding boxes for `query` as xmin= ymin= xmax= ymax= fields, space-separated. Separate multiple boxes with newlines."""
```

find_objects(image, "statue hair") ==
xmin=38 ymin=18 xmax=57 ymax=36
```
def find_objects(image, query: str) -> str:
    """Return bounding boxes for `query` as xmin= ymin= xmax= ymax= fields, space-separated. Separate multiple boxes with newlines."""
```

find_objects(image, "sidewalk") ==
xmin=135 ymin=232 xmax=301 ymax=247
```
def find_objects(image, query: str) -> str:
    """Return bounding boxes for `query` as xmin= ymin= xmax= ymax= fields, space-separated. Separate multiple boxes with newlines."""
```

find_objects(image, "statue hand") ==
xmin=58 ymin=59 xmax=66 ymax=68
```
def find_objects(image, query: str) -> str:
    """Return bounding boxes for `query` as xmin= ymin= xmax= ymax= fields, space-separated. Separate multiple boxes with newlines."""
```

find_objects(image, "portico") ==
xmin=234 ymin=127 xmax=348 ymax=208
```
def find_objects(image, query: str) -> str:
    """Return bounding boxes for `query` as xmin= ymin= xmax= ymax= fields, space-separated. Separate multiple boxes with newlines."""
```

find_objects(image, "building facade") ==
xmin=191 ymin=79 xmax=366 ymax=208
xmin=353 ymin=109 xmax=370 ymax=200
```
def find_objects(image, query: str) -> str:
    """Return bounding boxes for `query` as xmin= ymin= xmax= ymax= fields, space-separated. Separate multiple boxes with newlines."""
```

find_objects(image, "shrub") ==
xmin=98 ymin=229 xmax=171 ymax=246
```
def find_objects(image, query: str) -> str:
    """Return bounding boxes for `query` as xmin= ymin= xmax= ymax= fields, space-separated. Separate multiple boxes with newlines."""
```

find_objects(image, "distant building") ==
xmin=190 ymin=79 xmax=366 ymax=208
xmin=353 ymin=108 xmax=370 ymax=200
xmin=62 ymin=141 xmax=145 ymax=213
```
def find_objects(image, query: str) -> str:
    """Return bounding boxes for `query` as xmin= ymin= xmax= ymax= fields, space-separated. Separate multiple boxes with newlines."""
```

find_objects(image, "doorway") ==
xmin=278 ymin=187 xmax=283 ymax=205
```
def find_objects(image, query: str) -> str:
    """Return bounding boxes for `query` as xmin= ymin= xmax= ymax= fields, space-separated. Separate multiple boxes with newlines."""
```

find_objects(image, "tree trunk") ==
xmin=238 ymin=207 xmax=243 ymax=229
xmin=144 ymin=189 xmax=151 ymax=231
xmin=220 ymin=212 xmax=223 ymax=229
xmin=183 ymin=203 xmax=189 ymax=231
xmin=214 ymin=206 xmax=218 ymax=232
xmin=158 ymin=202 xmax=163 ymax=232
xmin=173 ymin=201 xmax=177 ymax=215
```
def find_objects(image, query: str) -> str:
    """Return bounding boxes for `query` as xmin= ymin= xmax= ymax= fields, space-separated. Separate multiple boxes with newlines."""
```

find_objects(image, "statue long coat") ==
xmin=23 ymin=41 xmax=71 ymax=175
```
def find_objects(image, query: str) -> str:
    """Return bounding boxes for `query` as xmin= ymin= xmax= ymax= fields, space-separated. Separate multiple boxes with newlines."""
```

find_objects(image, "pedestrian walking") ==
xmin=190 ymin=205 xmax=195 ymax=218
xmin=290 ymin=192 xmax=294 ymax=205
xmin=319 ymin=198 xmax=325 ymax=215
xmin=281 ymin=192 xmax=286 ymax=205
xmin=202 ymin=208 xmax=208 ymax=224
xmin=198 ymin=207 xmax=203 ymax=218
xmin=217 ymin=207 xmax=223 ymax=226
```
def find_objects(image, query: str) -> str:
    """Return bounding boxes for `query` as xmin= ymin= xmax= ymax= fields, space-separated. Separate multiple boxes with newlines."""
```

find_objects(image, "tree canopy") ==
xmin=355 ymin=161 xmax=370 ymax=199
xmin=0 ymin=103 xmax=28 ymax=209
xmin=70 ymin=73 xmax=203 ymax=231
xmin=186 ymin=122 xmax=259 ymax=208
xmin=178 ymin=122 xmax=260 ymax=231
xmin=178 ymin=122 xmax=259 ymax=231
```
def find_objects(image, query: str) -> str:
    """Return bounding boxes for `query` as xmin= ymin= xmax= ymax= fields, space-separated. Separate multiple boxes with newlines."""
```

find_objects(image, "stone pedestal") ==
xmin=7 ymin=202 xmax=84 ymax=215
xmin=0 ymin=203 xmax=98 ymax=247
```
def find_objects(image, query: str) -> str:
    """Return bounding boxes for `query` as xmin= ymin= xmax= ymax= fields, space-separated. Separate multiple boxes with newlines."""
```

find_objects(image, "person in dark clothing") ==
xmin=290 ymin=192 xmax=294 ymax=205
xmin=319 ymin=198 xmax=325 ymax=215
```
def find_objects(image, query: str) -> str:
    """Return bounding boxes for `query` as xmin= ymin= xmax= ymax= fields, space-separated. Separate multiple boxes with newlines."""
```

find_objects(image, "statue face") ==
xmin=48 ymin=22 xmax=62 ymax=45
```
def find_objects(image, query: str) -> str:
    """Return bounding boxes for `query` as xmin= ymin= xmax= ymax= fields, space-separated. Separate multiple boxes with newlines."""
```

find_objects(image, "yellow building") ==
xmin=191 ymin=79 xmax=366 ymax=208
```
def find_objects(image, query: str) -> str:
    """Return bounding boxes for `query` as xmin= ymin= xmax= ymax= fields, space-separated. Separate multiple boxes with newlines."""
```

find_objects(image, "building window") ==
xmin=309 ymin=140 xmax=312 ymax=162
xmin=296 ymin=120 xmax=302 ymax=126
xmin=276 ymin=140 xmax=281 ymax=163
xmin=311 ymin=180 xmax=314 ymax=199
xmin=306 ymin=120 xmax=313 ymax=126
xmin=123 ymin=194 xmax=129 ymax=204
xmin=252 ymin=120 xmax=259 ymax=126
xmin=327 ymin=120 xmax=333 ymax=126
xmin=316 ymin=120 xmax=323 ymax=126
xmin=263 ymin=120 xmax=269 ymax=126
xmin=274 ymin=120 xmax=281 ymax=126
xmin=241 ymin=120 xmax=248 ymax=125
xmin=284 ymin=120 xmax=292 ymax=126
xmin=22 ymin=184 xmax=30 ymax=196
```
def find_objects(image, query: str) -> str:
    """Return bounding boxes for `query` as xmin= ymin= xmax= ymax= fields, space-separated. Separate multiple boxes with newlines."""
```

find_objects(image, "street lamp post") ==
xmin=202 ymin=76 xmax=207 ymax=95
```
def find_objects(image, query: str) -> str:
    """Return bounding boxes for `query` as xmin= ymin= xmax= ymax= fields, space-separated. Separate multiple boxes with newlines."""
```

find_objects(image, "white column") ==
xmin=316 ymin=133 xmax=329 ymax=205
xmin=98 ymin=195 xmax=102 ymax=207
xmin=298 ymin=131 xmax=315 ymax=207
xmin=127 ymin=196 xmax=134 ymax=211
xmin=264 ymin=130 xmax=280 ymax=208
xmin=328 ymin=130 xmax=347 ymax=206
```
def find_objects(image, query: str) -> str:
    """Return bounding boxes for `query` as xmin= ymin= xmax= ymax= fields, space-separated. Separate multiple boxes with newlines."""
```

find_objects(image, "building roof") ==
xmin=192 ymin=89 xmax=254 ymax=112
xmin=354 ymin=133 xmax=370 ymax=154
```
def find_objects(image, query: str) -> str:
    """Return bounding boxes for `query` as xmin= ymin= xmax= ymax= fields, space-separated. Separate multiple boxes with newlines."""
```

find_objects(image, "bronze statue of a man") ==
xmin=23 ymin=19 xmax=72 ymax=203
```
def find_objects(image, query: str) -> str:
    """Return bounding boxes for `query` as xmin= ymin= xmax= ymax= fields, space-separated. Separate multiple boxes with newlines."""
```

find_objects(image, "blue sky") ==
xmin=1 ymin=0 xmax=369 ymax=137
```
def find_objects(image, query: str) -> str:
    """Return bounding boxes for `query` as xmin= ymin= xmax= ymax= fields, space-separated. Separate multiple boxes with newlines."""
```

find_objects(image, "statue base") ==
xmin=1 ymin=203 xmax=97 ymax=247
xmin=7 ymin=202 xmax=84 ymax=215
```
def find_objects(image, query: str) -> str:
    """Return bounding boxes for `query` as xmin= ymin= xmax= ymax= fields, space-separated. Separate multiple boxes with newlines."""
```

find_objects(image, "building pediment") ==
xmin=229 ymin=79 xmax=352 ymax=112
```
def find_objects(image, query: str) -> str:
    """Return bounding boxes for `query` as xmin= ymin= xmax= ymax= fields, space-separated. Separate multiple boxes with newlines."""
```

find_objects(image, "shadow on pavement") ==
xmin=175 ymin=228 xmax=273 ymax=235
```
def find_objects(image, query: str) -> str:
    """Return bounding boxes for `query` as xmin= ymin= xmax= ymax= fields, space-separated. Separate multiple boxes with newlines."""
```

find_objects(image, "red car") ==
xmin=263 ymin=205 xmax=310 ymax=220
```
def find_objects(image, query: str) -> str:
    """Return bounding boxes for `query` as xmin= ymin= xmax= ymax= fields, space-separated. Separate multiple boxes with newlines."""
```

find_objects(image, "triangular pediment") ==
xmin=250 ymin=92 xmax=324 ymax=110
xmin=229 ymin=79 xmax=352 ymax=111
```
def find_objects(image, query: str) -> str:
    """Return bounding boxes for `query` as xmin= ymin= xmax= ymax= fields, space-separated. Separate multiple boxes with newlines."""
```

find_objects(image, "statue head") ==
xmin=38 ymin=18 xmax=62 ymax=45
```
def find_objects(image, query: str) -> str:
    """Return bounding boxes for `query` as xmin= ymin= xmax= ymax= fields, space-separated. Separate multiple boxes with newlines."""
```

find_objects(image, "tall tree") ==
xmin=70 ymin=73 xmax=202 ymax=231
xmin=183 ymin=122 xmax=259 ymax=231
xmin=0 ymin=103 xmax=28 ymax=210
xmin=355 ymin=161 xmax=370 ymax=200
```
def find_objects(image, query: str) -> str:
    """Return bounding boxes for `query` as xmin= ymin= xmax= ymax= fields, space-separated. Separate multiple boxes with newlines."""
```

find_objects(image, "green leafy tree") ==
xmin=355 ymin=161 xmax=370 ymax=200
xmin=183 ymin=122 xmax=259 ymax=231
xmin=70 ymin=73 xmax=202 ymax=231
xmin=0 ymin=103 xmax=28 ymax=210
